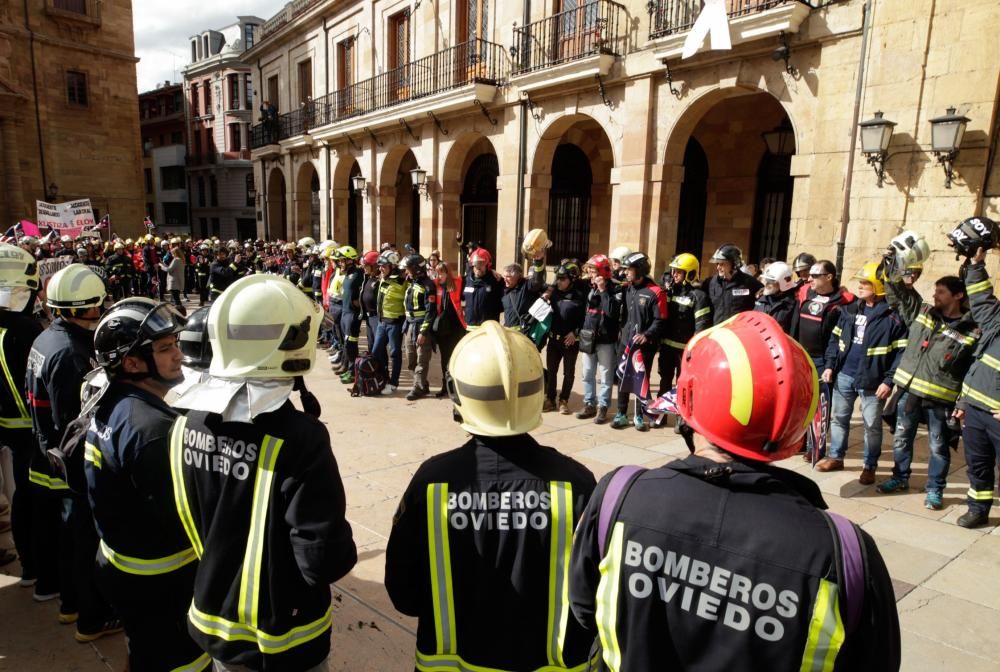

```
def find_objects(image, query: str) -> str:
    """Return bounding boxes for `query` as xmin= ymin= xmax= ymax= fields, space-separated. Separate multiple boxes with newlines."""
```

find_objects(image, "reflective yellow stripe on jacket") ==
xmin=170 ymin=416 xmax=204 ymax=557
xmin=238 ymin=435 xmax=284 ymax=628
xmin=84 ymin=442 xmax=102 ymax=469
xmin=28 ymin=469 xmax=70 ymax=491
xmin=99 ymin=539 xmax=196 ymax=576
xmin=0 ymin=328 xmax=31 ymax=429
xmin=962 ymin=383 xmax=1000 ymax=412
xmin=596 ymin=521 xmax=625 ymax=672
xmin=798 ymin=579 xmax=846 ymax=672
xmin=420 ymin=482 xmax=580 ymax=672
xmin=188 ymin=603 xmax=333 ymax=655
xmin=169 ymin=652 xmax=211 ymax=672
xmin=893 ymin=370 xmax=960 ymax=403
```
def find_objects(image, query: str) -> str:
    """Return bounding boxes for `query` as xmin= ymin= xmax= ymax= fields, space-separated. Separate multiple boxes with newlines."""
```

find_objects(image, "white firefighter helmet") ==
xmin=207 ymin=274 xmax=320 ymax=379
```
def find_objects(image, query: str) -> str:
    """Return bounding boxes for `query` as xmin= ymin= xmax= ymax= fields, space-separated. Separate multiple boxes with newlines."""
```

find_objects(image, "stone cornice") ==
xmin=0 ymin=24 xmax=138 ymax=63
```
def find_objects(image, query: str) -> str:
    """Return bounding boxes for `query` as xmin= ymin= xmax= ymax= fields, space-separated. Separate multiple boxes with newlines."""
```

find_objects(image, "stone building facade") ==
xmin=140 ymin=81 xmax=189 ymax=237
xmin=183 ymin=17 xmax=264 ymax=242
xmin=0 ymin=0 xmax=144 ymax=237
xmin=245 ymin=0 xmax=1000 ymax=282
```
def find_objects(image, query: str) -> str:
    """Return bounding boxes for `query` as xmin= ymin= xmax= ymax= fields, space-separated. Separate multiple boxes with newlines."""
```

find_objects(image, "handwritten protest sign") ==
xmin=35 ymin=199 xmax=97 ymax=238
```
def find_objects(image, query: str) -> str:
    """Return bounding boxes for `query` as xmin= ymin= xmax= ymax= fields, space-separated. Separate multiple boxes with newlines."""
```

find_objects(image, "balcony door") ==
xmin=337 ymin=38 xmax=356 ymax=117
xmin=457 ymin=0 xmax=489 ymax=80
xmin=388 ymin=11 xmax=411 ymax=101
xmin=557 ymin=0 xmax=600 ymax=63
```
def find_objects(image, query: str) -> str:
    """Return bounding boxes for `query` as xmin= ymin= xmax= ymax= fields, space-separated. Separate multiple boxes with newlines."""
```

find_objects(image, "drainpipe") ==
xmin=257 ymin=59 xmax=269 ymax=240
xmin=836 ymin=0 xmax=872 ymax=274
xmin=514 ymin=0 xmax=531 ymax=255
xmin=24 ymin=0 xmax=48 ymax=195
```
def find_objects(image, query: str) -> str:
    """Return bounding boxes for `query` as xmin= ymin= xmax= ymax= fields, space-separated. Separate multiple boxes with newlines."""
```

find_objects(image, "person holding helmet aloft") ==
xmin=569 ymin=313 xmax=900 ymax=671
xmin=816 ymin=263 xmax=908 ymax=480
xmin=753 ymin=261 xmax=798 ymax=333
xmin=385 ymin=321 xmax=596 ymax=672
xmin=169 ymin=274 xmax=357 ymax=671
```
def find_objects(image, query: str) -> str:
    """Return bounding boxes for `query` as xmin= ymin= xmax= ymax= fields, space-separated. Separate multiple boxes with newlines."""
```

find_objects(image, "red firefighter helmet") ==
xmin=584 ymin=254 xmax=612 ymax=279
xmin=361 ymin=250 xmax=380 ymax=266
xmin=470 ymin=248 xmax=493 ymax=269
xmin=676 ymin=312 xmax=818 ymax=461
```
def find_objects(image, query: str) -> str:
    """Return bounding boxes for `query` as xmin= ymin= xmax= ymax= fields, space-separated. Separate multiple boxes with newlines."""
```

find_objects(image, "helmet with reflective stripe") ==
xmin=447 ymin=321 xmax=544 ymax=437
xmin=558 ymin=258 xmax=581 ymax=279
xmin=792 ymin=252 xmax=817 ymax=272
xmin=761 ymin=261 xmax=796 ymax=293
xmin=622 ymin=251 xmax=651 ymax=278
xmin=710 ymin=244 xmax=743 ymax=267
xmin=0 ymin=243 xmax=40 ymax=290
xmin=338 ymin=245 xmax=359 ymax=261
xmin=669 ymin=253 xmax=700 ymax=283
xmin=677 ymin=312 xmax=818 ymax=461
xmin=609 ymin=246 xmax=632 ymax=264
xmin=178 ymin=306 xmax=212 ymax=371
xmin=377 ymin=250 xmax=401 ymax=268
xmin=95 ymin=298 xmax=186 ymax=383
xmin=46 ymin=263 xmax=106 ymax=313
xmin=584 ymin=254 xmax=612 ymax=280
xmin=401 ymin=254 xmax=427 ymax=272
xmin=947 ymin=216 xmax=999 ymax=257
xmin=853 ymin=261 xmax=886 ymax=296
xmin=207 ymin=274 xmax=320 ymax=379
xmin=890 ymin=230 xmax=930 ymax=270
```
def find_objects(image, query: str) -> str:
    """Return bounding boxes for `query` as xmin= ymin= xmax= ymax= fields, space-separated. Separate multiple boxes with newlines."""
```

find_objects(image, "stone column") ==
xmin=1 ymin=115 xmax=25 ymax=222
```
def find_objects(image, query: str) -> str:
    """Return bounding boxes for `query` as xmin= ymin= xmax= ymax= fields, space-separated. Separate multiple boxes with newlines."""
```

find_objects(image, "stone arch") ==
xmin=441 ymin=132 xmax=500 ymax=260
xmin=655 ymin=86 xmax=798 ymax=271
xmin=265 ymin=166 xmax=286 ymax=241
xmin=331 ymin=153 xmax=363 ymax=249
xmin=378 ymin=145 xmax=420 ymax=249
xmin=527 ymin=112 xmax=616 ymax=263
xmin=293 ymin=159 xmax=321 ymax=241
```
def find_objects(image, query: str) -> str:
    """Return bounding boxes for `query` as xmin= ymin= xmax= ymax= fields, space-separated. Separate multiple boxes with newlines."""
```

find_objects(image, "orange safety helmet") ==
xmin=676 ymin=312 xmax=818 ymax=461
xmin=584 ymin=254 xmax=612 ymax=279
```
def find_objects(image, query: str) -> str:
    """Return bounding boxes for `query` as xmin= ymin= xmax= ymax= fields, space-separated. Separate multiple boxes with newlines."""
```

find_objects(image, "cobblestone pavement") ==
xmin=2 ymin=327 xmax=999 ymax=670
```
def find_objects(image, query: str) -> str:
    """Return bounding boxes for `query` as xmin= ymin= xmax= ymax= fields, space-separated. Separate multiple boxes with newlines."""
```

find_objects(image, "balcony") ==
xmin=250 ymin=38 xmax=508 ymax=150
xmin=509 ymin=0 xmax=627 ymax=93
xmin=648 ymin=0 xmax=814 ymax=60
xmin=185 ymin=153 xmax=217 ymax=167
xmin=261 ymin=0 xmax=322 ymax=41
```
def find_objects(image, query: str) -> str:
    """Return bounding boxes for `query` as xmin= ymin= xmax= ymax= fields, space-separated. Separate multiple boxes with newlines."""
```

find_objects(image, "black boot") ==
xmin=957 ymin=509 xmax=990 ymax=529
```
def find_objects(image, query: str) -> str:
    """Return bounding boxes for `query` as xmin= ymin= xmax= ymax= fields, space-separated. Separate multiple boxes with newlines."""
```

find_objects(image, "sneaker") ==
xmin=594 ymin=407 xmax=609 ymax=424
xmin=339 ymin=372 xmax=354 ymax=385
xmin=634 ymin=415 xmax=649 ymax=432
xmin=380 ymin=385 xmax=397 ymax=396
xmin=859 ymin=467 xmax=876 ymax=486
xmin=924 ymin=491 xmax=943 ymax=510
xmin=75 ymin=618 xmax=124 ymax=643
xmin=611 ymin=412 xmax=630 ymax=429
xmin=33 ymin=589 xmax=60 ymax=602
xmin=58 ymin=611 xmax=79 ymax=625
xmin=575 ymin=405 xmax=596 ymax=420
xmin=957 ymin=509 xmax=990 ymax=529
xmin=877 ymin=477 xmax=909 ymax=494
xmin=542 ymin=399 xmax=557 ymax=413
xmin=558 ymin=400 xmax=571 ymax=415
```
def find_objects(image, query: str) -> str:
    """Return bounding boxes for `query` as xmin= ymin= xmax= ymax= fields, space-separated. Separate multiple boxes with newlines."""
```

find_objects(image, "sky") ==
xmin=133 ymin=0 xmax=278 ymax=92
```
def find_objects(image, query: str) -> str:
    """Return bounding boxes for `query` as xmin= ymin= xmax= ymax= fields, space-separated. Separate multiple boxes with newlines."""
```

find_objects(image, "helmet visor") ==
xmin=140 ymin=302 xmax=186 ymax=344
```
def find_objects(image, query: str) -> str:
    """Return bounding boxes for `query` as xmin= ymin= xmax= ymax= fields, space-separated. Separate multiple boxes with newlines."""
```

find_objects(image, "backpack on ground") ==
xmin=351 ymin=353 xmax=386 ymax=397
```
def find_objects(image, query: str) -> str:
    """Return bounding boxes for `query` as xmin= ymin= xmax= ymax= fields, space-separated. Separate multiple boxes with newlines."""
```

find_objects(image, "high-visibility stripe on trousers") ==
xmin=28 ymin=468 xmax=69 ymax=491
xmin=421 ymin=481 xmax=580 ymax=672
xmin=99 ymin=539 xmax=197 ymax=576
xmin=169 ymin=652 xmax=212 ymax=672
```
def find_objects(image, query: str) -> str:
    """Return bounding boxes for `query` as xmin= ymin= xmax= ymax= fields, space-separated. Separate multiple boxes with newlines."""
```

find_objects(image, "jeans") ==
xmin=366 ymin=315 xmax=380 ymax=354
xmin=373 ymin=320 xmax=403 ymax=386
xmin=890 ymin=392 xmax=951 ymax=492
xmin=582 ymin=344 xmax=615 ymax=409
xmin=829 ymin=372 xmax=885 ymax=467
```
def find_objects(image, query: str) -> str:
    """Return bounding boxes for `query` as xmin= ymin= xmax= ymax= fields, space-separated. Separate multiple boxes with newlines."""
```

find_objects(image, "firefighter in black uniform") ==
xmin=0 ymin=244 xmax=44 ymax=583
xmin=87 ymin=298 xmax=207 ymax=671
xmin=337 ymin=246 xmax=365 ymax=385
xmin=659 ymin=253 xmax=711 ymax=396
xmin=464 ymin=248 xmax=504 ymax=328
xmin=195 ymin=245 xmax=211 ymax=306
xmin=26 ymin=263 xmax=120 ymax=640
xmin=169 ymin=274 xmax=357 ymax=671
xmin=706 ymin=244 xmax=763 ymax=325
xmin=569 ymin=312 xmax=901 ymax=671
xmin=386 ymin=321 xmax=597 ymax=672
xmin=401 ymin=254 xmax=438 ymax=400
xmin=208 ymin=248 xmax=236 ymax=301
xmin=104 ymin=242 xmax=132 ymax=301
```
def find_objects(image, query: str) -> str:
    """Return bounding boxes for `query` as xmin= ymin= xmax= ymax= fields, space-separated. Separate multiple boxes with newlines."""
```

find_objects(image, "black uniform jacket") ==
xmin=386 ymin=435 xmax=598 ymax=671
xmin=170 ymin=402 xmax=357 ymax=671
xmin=707 ymin=270 xmax=763 ymax=325
xmin=569 ymin=455 xmax=901 ymax=672
xmin=0 ymin=310 xmax=43 ymax=434
xmin=464 ymin=272 xmax=504 ymax=327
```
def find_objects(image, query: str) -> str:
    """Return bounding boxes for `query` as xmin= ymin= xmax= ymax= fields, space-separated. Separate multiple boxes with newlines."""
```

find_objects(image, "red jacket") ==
xmin=437 ymin=275 xmax=466 ymax=330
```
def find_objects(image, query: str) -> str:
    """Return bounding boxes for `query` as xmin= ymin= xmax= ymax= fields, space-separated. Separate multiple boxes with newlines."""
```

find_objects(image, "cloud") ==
xmin=133 ymin=0 xmax=278 ymax=92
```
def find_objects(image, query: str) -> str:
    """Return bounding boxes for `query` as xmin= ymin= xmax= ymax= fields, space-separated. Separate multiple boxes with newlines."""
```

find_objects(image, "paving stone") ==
xmin=861 ymin=509 xmax=984 ymax=558
xmin=871 ymin=537 xmax=952 ymax=586
xmin=924 ymin=557 xmax=1000 ymax=611
xmin=898 ymin=587 xmax=1000 ymax=664
xmin=575 ymin=443 xmax=668 ymax=467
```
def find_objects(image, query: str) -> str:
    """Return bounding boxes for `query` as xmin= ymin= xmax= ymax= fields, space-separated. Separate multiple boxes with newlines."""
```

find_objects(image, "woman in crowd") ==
xmin=432 ymin=261 xmax=465 ymax=398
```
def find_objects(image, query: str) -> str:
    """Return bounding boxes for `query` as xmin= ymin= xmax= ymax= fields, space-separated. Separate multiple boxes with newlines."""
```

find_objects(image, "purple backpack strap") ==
xmin=826 ymin=511 xmax=865 ymax=634
xmin=597 ymin=466 xmax=645 ymax=554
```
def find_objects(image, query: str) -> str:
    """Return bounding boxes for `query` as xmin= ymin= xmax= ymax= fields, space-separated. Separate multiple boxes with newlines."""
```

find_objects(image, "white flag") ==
xmin=681 ymin=0 xmax=732 ymax=59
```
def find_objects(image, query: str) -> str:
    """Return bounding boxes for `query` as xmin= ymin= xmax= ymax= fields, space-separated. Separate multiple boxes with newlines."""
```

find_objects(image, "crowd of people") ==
xmin=0 ymin=213 xmax=995 ymax=672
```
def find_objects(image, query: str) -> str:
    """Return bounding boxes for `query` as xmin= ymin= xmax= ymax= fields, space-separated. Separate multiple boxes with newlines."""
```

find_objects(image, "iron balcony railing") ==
xmin=511 ymin=0 xmax=627 ymax=76
xmin=250 ymin=38 xmax=507 ymax=149
xmin=648 ymin=0 xmax=817 ymax=40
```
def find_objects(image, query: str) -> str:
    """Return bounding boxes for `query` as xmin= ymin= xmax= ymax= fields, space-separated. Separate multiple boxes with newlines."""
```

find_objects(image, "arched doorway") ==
xmin=392 ymin=149 xmax=420 ymax=249
xmin=529 ymin=114 xmax=614 ymax=264
xmin=266 ymin=167 xmax=286 ymax=241
xmin=549 ymin=145 xmax=592 ymax=262
xmin=310 ymin=171 xmax=321 ymax=241
xmin=461 ymin=153 xmax=498 ymax=256
xmin=675 ymin=138 xmax=708 ymax=258
xmin=294 ymin=161 xmax=320 ymax=241
xmin=661 ymin=91 xmax=795 ymax=269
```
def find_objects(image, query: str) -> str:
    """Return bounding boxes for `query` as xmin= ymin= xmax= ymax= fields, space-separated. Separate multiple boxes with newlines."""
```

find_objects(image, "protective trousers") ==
xmin=341 ymin=310 xmax=361 ymax=372
xmin=4 ymin=430 xmax=37 ymax=579
xmin=657 ymin=345 xmax=683 ymax=397
xmin=62 ymin=494 xmax=114 ymax=630
xmin=97 ymin=564 xmax=206 ymax=672
xmin=545 ymin=336 xmax=579 ymax=403
xmin=963 ymin=404 xmax=1000 ymax=513
xmin=405 ymin=321 xmax=433 ymax=391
